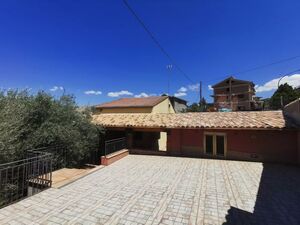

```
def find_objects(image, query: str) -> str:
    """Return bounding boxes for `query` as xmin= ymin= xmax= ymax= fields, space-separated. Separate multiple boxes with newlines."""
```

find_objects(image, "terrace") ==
xmin=0 ymin=155 xmax=299 ymax=225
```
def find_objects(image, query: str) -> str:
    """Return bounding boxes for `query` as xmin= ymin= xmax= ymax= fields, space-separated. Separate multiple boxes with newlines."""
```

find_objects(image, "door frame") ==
xmin=203 ymin=132 xmax=227 ymax=158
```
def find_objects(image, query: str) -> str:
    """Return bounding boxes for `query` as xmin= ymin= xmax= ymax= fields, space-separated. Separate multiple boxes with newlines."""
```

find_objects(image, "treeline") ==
xmin=264 ymin=83 xmax=300 ymax=109
xmin=0 ymin=90 xmax=103 ymax=166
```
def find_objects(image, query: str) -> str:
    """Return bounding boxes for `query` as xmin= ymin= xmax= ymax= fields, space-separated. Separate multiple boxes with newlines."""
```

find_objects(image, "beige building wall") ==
xmin=97 ymin=98 xmax=175 ymax=150
xmin=158 ymin=132 xmax=167 ymax=151
xmin=152 ymin=98 xmax=174 ymax=150
xmin=152 ymin=98 xmax=175 ymax=113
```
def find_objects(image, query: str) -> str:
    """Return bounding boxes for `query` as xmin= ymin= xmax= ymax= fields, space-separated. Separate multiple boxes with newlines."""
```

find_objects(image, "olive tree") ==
xmin=0 ymin=90 xmax=103 ymax=166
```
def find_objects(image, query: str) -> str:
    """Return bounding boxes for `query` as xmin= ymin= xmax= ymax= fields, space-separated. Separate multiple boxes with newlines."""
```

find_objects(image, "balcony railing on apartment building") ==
xmin=0 ymin=146 xmax=66 ymax=209
xmin=104 ymin=137 xmax=126 ymax=156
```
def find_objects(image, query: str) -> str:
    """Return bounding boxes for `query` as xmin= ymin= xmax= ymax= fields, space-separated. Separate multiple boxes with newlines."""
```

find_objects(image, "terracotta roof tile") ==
xmin=95 ymin=96 xmax=168 ymax=108
xmin=92 ymin=111 xmax=297 ymax=130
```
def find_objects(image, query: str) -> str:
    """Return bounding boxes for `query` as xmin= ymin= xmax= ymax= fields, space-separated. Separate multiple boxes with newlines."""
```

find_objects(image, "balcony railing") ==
xmin=0 ymin=146 xmax=66 ymax=208
xmin=104 ymin=137 xmax=126 ymax=156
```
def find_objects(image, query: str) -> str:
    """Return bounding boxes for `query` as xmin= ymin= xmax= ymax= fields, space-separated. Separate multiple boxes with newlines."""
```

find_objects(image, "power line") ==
xmin=123 ymin=0 xmax=194 ymax=83
xmin=202 ymin=75 xmax=230 ymax=84
xmin=277 ymin=68 xmax=300 ymax=87
xmin=234 ymin=55 xmax=300 ymax=75
xmin=202 ymin=55 xmax=300 ymax=84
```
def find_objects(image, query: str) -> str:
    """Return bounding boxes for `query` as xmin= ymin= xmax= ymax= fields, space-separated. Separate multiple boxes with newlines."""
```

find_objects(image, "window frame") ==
xmin=203 ymin=132 xmax=227 ymax=157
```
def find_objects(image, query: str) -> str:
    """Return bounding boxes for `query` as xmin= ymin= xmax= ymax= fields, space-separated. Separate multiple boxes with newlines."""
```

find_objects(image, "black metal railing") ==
xmin=0 ymin=146 xmax=66 ymax=208
xmin=27 ymin=146 xmax=67 ymax=170
xmin=104 ymin=137 xmax=126 ymax=156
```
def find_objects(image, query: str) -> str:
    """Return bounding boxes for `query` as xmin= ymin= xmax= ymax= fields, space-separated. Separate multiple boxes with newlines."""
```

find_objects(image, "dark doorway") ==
xmin=132 ymin=131 xmax=160 ymax=151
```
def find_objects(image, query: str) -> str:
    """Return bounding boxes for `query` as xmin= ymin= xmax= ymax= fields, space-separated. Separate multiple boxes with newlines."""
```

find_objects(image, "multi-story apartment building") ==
xmin=212 ymin=76 xmax=262 ymax=111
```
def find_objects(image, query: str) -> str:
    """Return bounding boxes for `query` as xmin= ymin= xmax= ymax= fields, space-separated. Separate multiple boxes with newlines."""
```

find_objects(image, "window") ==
xmin=204 ymin=133 xmax=226 ymax=157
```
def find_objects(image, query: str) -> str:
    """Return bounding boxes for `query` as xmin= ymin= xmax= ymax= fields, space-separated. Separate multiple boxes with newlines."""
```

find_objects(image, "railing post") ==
xmin=0 ymin=146 xmax=58 ymax=208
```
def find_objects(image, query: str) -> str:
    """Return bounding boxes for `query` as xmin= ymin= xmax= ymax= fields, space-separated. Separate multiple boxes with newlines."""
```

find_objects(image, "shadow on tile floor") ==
xmin=223 ymin=163 xmax=300 ymax=225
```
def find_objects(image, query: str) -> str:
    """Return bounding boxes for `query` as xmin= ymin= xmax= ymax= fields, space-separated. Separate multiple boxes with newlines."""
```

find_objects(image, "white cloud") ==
xmin=134 ymin=92 xmax=149 ymax=98
xmin=175 ymin=83 xmax=199 ymax=96
xmin=50 ymin=86 xmax=63 ymax=92
xmin=107 ymin=90 xmax=133 ymax=97
xmin=84 ymin=90 xmax=102 ymax=95
xmin=255 ymin=74 xmax=300 ymax=93
xmin=178 ymin=87 xmax=188 ymax=92
xmin=174 ymin=92 xmax=187 ymax=97
xmin=188 ymin=83 xmax=200 ymax=91
xmin=208 ymin=85 xmax=213 ymax=90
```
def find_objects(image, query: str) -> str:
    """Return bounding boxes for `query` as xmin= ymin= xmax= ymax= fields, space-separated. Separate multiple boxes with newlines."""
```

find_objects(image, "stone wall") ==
xmin=283 ymin=98 xmax=300 ymax=164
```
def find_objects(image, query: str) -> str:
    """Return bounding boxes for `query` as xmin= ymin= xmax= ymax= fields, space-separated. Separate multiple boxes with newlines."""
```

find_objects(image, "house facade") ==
xmin=212 ymin=76 xmax=262 ymax=111
xmin=167 ymin=128 xmax=297 ymax=163
xmin=93 ymin=110 xmax=300 ymax=164
xmin=94 ymin=96 xmax=175 ymax=151
xmin=167 ymin=96 xmax=187 ymax=113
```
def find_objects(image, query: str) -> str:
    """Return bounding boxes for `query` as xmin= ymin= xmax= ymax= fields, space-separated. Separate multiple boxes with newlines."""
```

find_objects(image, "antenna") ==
xmin=199 ymin=81 xmax=202 ymax=105
xmin=166 ymin=64 xmax=173 ymax=95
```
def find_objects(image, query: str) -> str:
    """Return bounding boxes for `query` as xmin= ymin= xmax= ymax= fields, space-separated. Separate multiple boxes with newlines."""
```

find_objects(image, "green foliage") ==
xmin=185 ymin=103 xmax=202 ymax=112
xmin=261 ymin=98 xmax=271 ymax=110
xmin=0 ymin=90 xmax=104 ymax=166
xmin=269 ymin=83 xmax=300 ymax=110
xmin=185 ymin=98 xmax=208 ymax=112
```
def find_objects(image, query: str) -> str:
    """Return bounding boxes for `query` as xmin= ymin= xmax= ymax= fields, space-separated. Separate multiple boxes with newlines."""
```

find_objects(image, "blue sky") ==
xmin=1 ymin=0 xmax=300 ymax=105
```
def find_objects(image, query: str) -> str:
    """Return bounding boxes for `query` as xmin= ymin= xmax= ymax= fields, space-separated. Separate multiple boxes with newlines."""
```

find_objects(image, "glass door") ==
xmin=205 ymin=134 xmax=214 ymax=155
xmin=204 ymin=133 xmax=226 ymax=157
xmin=216 ymin=135 xmax=225 ymax=156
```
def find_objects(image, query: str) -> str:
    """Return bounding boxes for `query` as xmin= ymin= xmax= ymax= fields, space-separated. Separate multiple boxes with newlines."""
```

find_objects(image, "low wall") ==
xmin=101 ymin=149 xmax=129 ymax=166
xmin=298 ymin=132 xmax=300 ymax=164
xmin=283 ymin=98 xmax=300 ymax=164
xmin=284 ymin=98 xmax=300 ymax=124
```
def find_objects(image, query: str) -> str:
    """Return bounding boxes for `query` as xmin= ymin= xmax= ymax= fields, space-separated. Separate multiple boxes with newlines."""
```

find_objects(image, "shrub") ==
xmin=0 ymin=90 xmax=104 ymax=167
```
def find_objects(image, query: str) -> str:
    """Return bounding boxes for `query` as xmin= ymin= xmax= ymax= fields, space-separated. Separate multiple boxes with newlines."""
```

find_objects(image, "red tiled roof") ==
xmin=92 ymin=111 xmax=297 ymax=130
xmin=212 ymin=76 xmax=254 ymax=88
xmin=95 ymin=96 xmax=168 ymax=108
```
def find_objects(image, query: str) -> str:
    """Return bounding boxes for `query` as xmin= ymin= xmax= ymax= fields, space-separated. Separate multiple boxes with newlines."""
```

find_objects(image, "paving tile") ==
xmin=0 ymin=155 xmax=299 ymax=225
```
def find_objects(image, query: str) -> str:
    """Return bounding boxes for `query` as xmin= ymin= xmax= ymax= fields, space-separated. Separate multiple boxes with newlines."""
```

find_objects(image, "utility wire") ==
xmin=202 ymin=55 xmax=300 ymax=84
xmin=277 ymin=68 xmax=300 ymax=87
xmin=123 ymin=0 xmax=194 ymax=83
xmin=234 ymin=55 xmax=300 ymax=75
xmin=123 ymin=0 xmax=300 ymax=87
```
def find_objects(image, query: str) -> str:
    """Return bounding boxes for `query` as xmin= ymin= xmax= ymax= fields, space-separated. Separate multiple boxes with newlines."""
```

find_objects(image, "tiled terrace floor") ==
xmin=1 ymin=155 xmax=300 ymax=225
